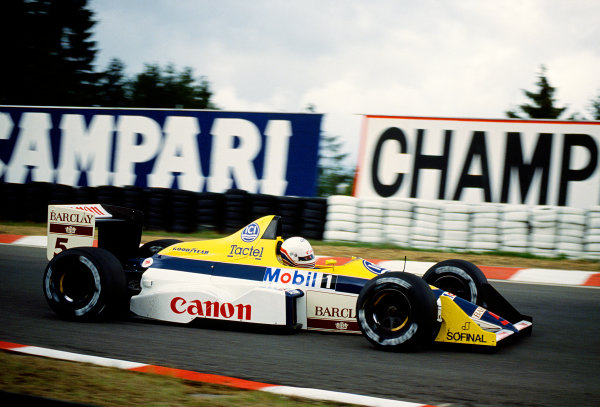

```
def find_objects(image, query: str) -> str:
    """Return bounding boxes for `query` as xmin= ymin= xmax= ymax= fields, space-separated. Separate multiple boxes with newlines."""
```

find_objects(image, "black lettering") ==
xmin=410 ymin=129 xmax=451 ymax=199
xmin=371 ymin=127 xmax=407 ymax=197
xmin=558 ymin=134 xmax=598 ymax=206
xmin=453 ymin=131 xmax=492 ymax=202
xmin=446 ymin=331 xmax=486 ymax=343
xmin=500 ymin=132 xmax=553 ymax=204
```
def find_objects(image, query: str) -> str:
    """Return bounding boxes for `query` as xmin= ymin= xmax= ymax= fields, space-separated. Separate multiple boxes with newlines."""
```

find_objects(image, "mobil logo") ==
xmin=241 ymin=223 xmax=260 ymax=242
xmin=264 ymin=268 xmax=338 ymax=290
xmin=362 ymin=260 xmax=390 ymax=275
xmin=263 ymin=267 xmax=321 ymax=287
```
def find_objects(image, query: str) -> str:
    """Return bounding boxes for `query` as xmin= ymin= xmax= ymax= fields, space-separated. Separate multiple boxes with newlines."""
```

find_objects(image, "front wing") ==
xmin=434 ymin=291 xmax=532 ymax=346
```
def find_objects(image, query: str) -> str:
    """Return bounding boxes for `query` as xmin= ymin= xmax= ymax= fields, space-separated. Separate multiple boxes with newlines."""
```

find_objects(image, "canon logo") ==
xmin=170 ymin=297 xmax=252 ymax=321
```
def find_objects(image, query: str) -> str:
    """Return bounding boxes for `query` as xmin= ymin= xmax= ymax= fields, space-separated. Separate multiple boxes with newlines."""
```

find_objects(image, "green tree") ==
xmin=303 ymin=104 xmax=355 ymax=197
xmin=0 ymin=1 xmax=218 ymax=110
xmin=129 ymin=63 xmax=217 ymax=109
xmin=96 ymin=58 xmax=130 ymax=107
xmin=506 ymin=66 xmax=567 ymax=119
xmin=0 ymin=0 xmax=99 ymax=105
xmin=589 ymin=92 xmax=600 ymax=120
xmin=317 ymin=133 xmax=355 ymax=197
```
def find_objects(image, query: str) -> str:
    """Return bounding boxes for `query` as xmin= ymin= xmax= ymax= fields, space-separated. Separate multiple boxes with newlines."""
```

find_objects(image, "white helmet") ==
xmin=280 ymin=237 xmax=316 ymax=268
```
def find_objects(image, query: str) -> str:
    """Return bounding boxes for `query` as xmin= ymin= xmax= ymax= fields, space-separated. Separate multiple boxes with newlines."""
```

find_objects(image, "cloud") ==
xmin=91 ymin=0 xmax=600 ymax=165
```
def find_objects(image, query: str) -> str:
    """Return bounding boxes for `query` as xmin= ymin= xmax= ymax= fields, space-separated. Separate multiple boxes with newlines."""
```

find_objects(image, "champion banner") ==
xmin=355 ymin=116 xmax=600 ymax=208
xmin=0 ymin=106 xmax=322 ymax=196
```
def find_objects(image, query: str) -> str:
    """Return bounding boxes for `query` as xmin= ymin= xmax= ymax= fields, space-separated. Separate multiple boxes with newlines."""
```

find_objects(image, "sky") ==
xmin=89 ymin=0 xmax=600 ymax=167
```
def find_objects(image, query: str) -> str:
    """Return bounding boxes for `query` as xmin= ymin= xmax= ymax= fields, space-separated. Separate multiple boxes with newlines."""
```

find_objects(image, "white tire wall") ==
xmin=322 ymin=196 xmax=600 ymax=259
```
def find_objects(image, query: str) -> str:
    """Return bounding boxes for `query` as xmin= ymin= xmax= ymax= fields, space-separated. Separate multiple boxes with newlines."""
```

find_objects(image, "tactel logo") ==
xmin=241 ymin=223 xmax=260 ymax=242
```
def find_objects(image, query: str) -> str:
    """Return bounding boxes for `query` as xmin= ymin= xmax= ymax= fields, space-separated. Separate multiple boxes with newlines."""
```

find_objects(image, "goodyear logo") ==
xmin=241 ymin=223 xmax=260 ymax=242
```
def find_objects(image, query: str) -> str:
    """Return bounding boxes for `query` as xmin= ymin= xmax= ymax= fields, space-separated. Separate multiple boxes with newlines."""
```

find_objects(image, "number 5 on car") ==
xmin=46 ymin=205 xmax=100 ymax=260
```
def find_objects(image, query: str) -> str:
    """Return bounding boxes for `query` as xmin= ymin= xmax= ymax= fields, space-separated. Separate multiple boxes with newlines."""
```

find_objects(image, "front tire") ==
xmin=357 ymin=272 xmax=440 ymax=351
xmin=422 ymin=259 xmax=488 ymax=306
xmin=43 ymin=247 xmax=127 ymax=321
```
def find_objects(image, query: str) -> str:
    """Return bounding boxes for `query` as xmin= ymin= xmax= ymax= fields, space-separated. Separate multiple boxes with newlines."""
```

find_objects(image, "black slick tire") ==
xmin=43 ymin=247 xmax=127 ymax=321
xmin=422 ymin=259 xmax=488 ymax=306
xmin=138 ymin=239 xmax=182 ymax=258
xmin=356 ymin=272 xmax=440 ymax=351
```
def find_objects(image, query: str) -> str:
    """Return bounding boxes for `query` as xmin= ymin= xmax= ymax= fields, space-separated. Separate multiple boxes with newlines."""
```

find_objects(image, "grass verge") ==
xmin=0 ymin=351 xmax=353 ymax=406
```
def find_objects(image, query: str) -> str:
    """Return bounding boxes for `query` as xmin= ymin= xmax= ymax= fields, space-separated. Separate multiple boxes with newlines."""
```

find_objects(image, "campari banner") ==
xmin=354 ymin=115 xmax=600 ymax=208
xmin=0 ymin=106 xmax=322 ymax=196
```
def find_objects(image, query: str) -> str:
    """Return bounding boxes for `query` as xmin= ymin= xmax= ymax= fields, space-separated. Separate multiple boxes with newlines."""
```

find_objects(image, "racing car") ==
xmin=43 ymin=204 xmax=532 ymax=351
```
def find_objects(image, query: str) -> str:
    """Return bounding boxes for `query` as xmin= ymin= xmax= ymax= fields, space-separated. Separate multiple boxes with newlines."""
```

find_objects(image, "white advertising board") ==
xmin=354 ymin=116 xmax=600 ymax=208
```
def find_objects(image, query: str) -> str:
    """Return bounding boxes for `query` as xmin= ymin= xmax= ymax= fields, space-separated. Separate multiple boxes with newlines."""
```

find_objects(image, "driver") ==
xmin=280 ymin=237 xmax=316 ymax=268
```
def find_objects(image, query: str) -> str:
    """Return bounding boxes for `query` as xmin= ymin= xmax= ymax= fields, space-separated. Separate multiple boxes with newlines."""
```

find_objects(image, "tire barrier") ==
xmin=301 ymin=197 xmax=328 ymax=240
xmin=5 ymin=181 xmax=600 ymax=259
xmin=144 ymin=188 xmax=172 ymax=231
xmin=223 ymin=189 xmax=251 ymax=233
xmin=0 ymin=182 xmax=327 ymax=240
xmin=324 ymin=195 xmax=600 ymax=260
xmin=196 ymin=192 xmax=225 ymax=232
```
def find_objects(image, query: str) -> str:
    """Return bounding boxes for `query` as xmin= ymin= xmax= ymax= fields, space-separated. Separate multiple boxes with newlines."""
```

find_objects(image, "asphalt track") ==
xmin=1 ymin=244 xmax=599 ymax=407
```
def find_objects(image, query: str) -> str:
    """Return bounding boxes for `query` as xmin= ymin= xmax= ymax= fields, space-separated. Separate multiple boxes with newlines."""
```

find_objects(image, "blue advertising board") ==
xmin=0 ymin=106 xmax=323 ymax=196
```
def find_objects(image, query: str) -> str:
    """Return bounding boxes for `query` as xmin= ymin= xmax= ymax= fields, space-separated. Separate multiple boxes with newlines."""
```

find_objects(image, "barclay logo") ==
xmin=49 ymin=211 xmax=94 ymax=224
xmin=335 ymin=322 xmax=349 ymax=330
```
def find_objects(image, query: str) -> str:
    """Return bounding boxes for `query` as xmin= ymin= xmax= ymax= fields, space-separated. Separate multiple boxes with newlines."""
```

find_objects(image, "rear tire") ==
xmin=357 ymin=272 xmax=440 ymax=351
xmin=43 ymin=247 xmax=127 ymax=321
xmin=138 ymin=239 xmax=182 ymax=258
xmin=422 ymin=259 xmax=488 ymax=306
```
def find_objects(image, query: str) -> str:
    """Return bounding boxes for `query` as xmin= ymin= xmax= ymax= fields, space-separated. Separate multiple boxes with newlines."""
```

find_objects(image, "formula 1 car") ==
xmin=43 ymin=204 xmax=532 ymax=351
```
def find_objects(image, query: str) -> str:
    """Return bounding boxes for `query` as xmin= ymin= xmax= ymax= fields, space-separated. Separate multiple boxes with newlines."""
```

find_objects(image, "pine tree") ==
xmin=589 ymin=92 xmax=600 ymax=120
xmin=0 ymin=0 xmax=99 ymax=106
xmin=129 ymin=63 xmax=217 ymax=109
xmin=506 ymin=66 xmax=566 ymax=119
xmin=317 ymin=133 xmax=355 ymax=197
xmin=96 ymin=58 xmax=130 ymax=107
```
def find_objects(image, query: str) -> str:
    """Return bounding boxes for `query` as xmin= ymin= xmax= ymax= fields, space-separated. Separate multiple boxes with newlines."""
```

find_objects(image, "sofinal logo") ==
xmin=241 ymin=223 xmax=260 ymax=242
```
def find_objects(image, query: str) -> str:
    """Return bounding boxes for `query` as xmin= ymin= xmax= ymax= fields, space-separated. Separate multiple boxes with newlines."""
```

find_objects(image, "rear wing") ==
xmin=47 ymin=204 xmax=143 ymax=263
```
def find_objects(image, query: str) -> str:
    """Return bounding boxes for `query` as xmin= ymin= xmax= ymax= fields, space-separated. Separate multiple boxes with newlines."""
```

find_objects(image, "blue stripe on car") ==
xmin=149 ymin=255 xmax=366 ymax=295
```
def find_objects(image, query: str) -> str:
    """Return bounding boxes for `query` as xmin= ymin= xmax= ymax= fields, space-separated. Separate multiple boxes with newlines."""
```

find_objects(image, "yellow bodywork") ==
xmin=158 ymin=215 xmax=504 ymax=346
xmin=159 ymin=215 xmax=380 ymax=280
xmin=435 ymin=295 xmax=497 ymax=346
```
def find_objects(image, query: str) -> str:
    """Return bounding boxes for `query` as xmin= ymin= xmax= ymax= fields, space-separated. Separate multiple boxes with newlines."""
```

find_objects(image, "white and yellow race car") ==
xmin=43 ymin=204 xmax=532 ymax=351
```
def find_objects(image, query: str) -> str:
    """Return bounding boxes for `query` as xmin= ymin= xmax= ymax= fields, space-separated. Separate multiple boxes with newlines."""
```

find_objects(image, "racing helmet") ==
xmin=280 ymin=237 xmax=316 ymax=268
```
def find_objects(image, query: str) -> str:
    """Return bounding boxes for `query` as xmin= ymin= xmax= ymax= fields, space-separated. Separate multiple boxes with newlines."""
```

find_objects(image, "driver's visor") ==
xmin=298 ymin=254 xmax=315 ymax=261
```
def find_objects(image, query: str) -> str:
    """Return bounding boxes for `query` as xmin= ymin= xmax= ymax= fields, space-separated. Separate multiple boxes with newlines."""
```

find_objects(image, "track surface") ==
xmin=1 ymin=245 xmax=599 ymax=407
